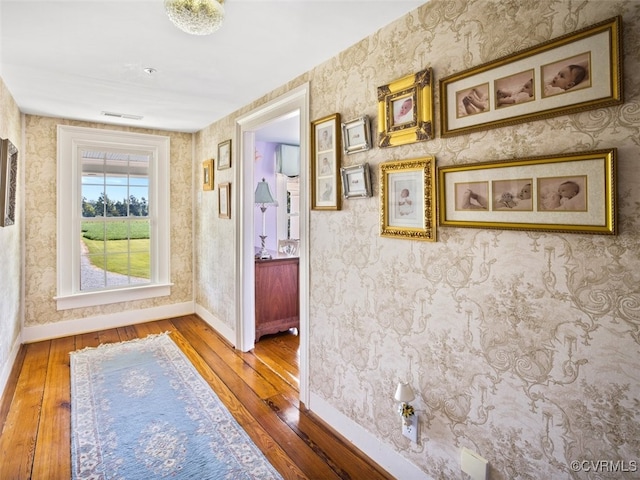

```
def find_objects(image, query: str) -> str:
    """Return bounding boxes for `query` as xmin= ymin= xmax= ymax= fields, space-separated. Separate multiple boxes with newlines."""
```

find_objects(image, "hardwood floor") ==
xmin=0 ymin=315 xmax=393 ymax=479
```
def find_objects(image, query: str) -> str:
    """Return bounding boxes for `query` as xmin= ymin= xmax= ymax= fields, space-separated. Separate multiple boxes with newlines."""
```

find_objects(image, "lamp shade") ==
xmin=394 ymin=382 xmax=415 ymax=403
xmin=254 ymin=178 xmax=278 ymax=205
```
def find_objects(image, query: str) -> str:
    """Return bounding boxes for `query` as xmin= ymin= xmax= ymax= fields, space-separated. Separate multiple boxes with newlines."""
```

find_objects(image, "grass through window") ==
xmin=81 ymin=220 xmax=150 ymax=279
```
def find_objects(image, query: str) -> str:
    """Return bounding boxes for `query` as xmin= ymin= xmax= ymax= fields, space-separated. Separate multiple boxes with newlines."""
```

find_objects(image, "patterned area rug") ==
xmin=70 ymin=333 xmax=283 ymax=479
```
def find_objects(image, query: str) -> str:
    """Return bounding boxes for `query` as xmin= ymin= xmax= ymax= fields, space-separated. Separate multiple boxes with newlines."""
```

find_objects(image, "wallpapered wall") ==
xmin=0 ymin=77 xmax=22 ymax=385
xmin=195 ymin=0 xmax=640 ymax=478
xmin=21 ymin=116 xmax=194 ymax=327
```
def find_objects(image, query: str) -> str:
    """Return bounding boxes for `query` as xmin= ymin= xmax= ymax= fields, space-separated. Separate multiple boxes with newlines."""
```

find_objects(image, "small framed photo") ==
xmin=218 ymin=182 xmax=230 ymax=218
xmin=440 ymin=16 xmax=623 ymax=137
xmin=311 ymin=113 xmax=341 ymax=210
xmin=380 ymin=157 xmax=436 ymax=241
xmin=0 ymin=138 xmax=18 ymax=227
xmin=341 ymin=163 xmax=372 ymax=199
xmin=377 ymin=67 xmax=434 ymax=148
xmin=202 ymin=159 xmax=214 ymax=191
xmin=217 ymin=139 xmax=231 ymax=170
xmin=341 ymin=116 xmax=371 ymax=155
xmin=437 ymin=149 xmax=616 ymax=235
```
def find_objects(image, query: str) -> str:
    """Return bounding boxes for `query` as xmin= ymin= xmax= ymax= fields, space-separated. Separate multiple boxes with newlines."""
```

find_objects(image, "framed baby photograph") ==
xmin=439 ymin=16 xmax=623 ymax=137
xmin=311 ymin=113 xmax=342 ymax=210
xmin=218 ymin=182 xmax=230 ymax=218
xmin=380 ymin=157 xmax=436 ymax=241
xmin=217 ymin=139 xmax=231 ymax=170
xmin=202 ymin=159 xmax=214 ymax=191
xmin=341 ymin=163 xmax=372 ymax=199
xmin=341 ymin=116 xmax=371 ymax=155
xmin=437 ymin=149 xmax=616 ymax=235
xmin=378 ymin=67 xmax=434 ymax=148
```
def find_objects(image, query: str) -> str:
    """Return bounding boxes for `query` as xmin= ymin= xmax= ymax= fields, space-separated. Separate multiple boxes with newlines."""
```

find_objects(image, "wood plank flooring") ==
xmin=0 ymin=315 xmax=393 ymax=479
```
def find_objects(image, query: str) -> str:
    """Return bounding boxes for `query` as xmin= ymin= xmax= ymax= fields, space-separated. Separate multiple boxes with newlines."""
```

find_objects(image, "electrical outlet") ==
xmin=402 ymin=413 xmax=418 ymax=443
xmin=461 ymin=447 xmax=488 ymax=480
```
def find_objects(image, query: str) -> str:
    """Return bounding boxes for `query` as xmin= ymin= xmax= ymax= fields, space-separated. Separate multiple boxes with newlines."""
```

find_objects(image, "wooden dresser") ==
xmin=255 ymin=252 xmax=299 ymax=342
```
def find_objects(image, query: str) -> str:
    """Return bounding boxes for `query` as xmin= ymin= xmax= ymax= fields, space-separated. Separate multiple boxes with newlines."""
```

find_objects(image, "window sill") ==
xmin=55 ymin=283 xmax=173 ymax=311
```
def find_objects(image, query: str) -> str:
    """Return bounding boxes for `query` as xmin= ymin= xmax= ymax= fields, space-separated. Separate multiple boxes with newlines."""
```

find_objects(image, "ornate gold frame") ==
xmin=202 ymin=159 xmax=214 ymax=191
xmin=440 ymin=16 xmax=623 ymax=137
xmin=377 ymin=68 xmax=434 ymax=148
xmin=438 ymin=149 xmax=617 ymax=235
xmin=380 ymin=157 xmax=436 ymax=241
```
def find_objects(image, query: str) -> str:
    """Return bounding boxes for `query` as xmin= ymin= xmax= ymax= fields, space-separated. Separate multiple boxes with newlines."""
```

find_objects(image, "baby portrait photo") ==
xmin=318 ymin=156 xmax=333 ymax=176
xmin=537 ymin=175 xmax=587 ymax=211
xmin=495 ymin=70 xmax=535 ymax=109
xmin=454 ymin=181 xmax=489 ymax=211
xmin=317 ymin=127 xmax=333 ymax=152
xmin=542 ymin=52 xmax=591 ymax=98
xmin=492 ymin=179 xmax=534 ymax=211
xmin=392 ymin=96 xmax=415 ymax=126
xmin=456 ymin=83 xmax=490 ymax=118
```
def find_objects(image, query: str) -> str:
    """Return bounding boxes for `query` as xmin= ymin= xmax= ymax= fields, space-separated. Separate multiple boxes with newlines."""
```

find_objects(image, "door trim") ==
xmin=235 ymin=83 xmax=310 ymax=405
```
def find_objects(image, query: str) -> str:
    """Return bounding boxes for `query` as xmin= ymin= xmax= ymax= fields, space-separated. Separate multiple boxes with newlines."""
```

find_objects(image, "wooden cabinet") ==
xmin=255 ymin=254 xmax=299 ymax=342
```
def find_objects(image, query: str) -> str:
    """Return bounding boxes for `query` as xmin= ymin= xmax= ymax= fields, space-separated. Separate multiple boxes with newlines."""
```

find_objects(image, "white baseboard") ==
xmin=0 ymin=336 xmax=22 ymax=403
xmin=21 ymin=301 xmax=195 ymax=343
xmin=194 ymin=303 xmax=236 ymax=347
xmin=309 ymin=392 xmax=430 ymax=480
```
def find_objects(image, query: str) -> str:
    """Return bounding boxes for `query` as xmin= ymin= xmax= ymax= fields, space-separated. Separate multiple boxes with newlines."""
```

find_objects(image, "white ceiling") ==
xmin=0 ymin=0 xmax=424 ymax=138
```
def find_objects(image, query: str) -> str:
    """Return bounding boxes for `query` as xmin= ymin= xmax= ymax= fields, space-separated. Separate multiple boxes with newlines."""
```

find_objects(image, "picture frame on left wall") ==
xmin=311 ymin=113 xmax=342 ymax=210
xmin=202 ymin=159 xmax=214 ymax=191
xmin=218 ymin=182 xmax=231 ymax=218
xmin=0 ymin=138 xmax=18 ymax=227
xmin=218 ymin=139 xmax=231 ymax=170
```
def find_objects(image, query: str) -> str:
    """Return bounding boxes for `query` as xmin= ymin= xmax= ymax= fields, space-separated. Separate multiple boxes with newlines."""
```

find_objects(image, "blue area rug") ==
xmin=70 ymin=333 xmax=283 ymax=479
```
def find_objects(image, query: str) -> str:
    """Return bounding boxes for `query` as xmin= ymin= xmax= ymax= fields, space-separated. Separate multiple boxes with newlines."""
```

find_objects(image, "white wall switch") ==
xmin=401 ymin=413 xmax=418 ymax=443
xmin=461 ymin=447 xmax=488 ymax=480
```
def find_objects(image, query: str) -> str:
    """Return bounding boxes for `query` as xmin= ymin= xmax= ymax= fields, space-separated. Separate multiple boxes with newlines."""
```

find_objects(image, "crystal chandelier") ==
xmin=164 ymin=0 xmax=225 ymax=35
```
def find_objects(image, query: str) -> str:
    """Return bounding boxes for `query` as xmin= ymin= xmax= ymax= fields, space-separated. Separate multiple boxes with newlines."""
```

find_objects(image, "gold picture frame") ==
xmin=202 ymin=159 xmax=214 ymax=191
xmin=440 ymin=16 xmax=623 ymax=137
xmin=380 ymin=157 xmax=436 ymax=241
xmin=311 ymin=113 xmax=342 ymax=210
xmin=218 ymin=182 xmax=230 ymax=218
xmin=377 ymin=67 xmax=434 ymax=148
xmin=217 ymin=139 xmax=231 ymax=170
xmin=0 ymin=138 xmax=18 ymax=227
xmin=437 ymin=149 xmax=616 ymax=235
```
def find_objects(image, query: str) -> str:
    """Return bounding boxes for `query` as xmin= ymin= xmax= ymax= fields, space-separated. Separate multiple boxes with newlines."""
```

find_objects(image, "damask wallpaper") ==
xmin=0 ymin=0 xmax=636 ymax=478
xmin=194 ymin=0 xmax=640 ymax=478
xmin=0 ymin=77 xmax=22 ymax=388
xmin=21 ymin=116 xmax=194 ymax=327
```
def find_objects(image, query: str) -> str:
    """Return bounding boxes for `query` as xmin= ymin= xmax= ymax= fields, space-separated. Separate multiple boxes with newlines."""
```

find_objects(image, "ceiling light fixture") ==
xmin=164 ymin=0 xmax=225 ymax=35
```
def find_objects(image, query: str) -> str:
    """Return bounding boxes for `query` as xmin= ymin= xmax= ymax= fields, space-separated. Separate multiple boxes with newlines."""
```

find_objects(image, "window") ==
xmin=56 ymin=126 xmax=171 ymax=310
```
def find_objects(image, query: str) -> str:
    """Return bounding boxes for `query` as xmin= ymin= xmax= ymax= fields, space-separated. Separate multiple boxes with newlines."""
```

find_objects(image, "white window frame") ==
xmin=55 ymin=125 xmax=172 ymax=310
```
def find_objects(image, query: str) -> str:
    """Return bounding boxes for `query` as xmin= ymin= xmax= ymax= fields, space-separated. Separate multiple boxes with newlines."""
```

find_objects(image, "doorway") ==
xmin=235 ymin=84 xmax=310 ymax=405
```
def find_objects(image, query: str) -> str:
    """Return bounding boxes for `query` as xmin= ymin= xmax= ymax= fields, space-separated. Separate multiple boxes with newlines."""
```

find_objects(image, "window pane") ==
xmin=106 ymin=254 xmax=130 ymax=287
xmin=105 ymin=185 xmax=128 ymax=217
xmin=82 ymin=221 xmax=106 ymax=244
xmin=129 ymin=186 xmax=149 ymax=217
xmin=81 ymin=253 xmax=107 ymax=291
